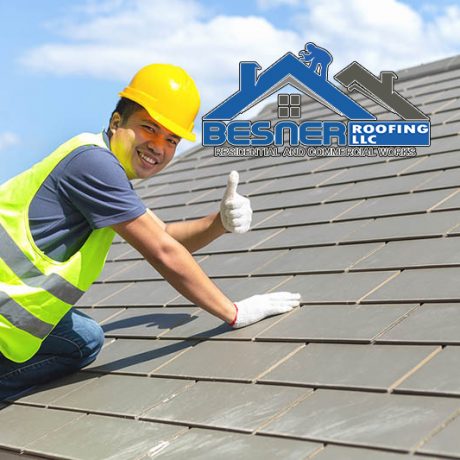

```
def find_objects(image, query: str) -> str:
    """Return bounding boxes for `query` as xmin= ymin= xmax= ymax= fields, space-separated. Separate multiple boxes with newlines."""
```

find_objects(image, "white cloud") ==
xmin=0 ymin=132 xmax=19 ymax=151
xmin=294 ymin=0 xmax=460 ymax=74
xmin=19 ymin=0 xmax=460 ymax=133
xmin=20 ymin=0 xmax=301 ymax=121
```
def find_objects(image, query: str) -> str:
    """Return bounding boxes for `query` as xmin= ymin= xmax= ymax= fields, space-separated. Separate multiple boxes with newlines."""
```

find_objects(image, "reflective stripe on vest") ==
xmin=0 ymin=292 xmax=53 ymax=339
xmin=0 ymin=223 xmax=84 ymax=305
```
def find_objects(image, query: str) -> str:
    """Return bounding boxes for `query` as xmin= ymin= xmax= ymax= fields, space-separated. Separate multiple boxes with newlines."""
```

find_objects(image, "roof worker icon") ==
xmin=299 ymin=42 xmax=333 ymax=79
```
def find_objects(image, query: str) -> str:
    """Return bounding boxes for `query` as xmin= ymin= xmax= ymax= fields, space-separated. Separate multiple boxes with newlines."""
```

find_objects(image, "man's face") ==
xmin=109 ymin=108 xmax=181 ymax=179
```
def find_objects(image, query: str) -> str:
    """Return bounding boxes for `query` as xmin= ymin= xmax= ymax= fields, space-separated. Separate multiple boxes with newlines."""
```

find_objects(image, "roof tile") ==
xmin=152 ymin=340 xmax=301 ymax=381
xmin=257 ymin=304 xmax=416 ymax=342
xmin=375 ymin=303 xmax=460 ymax=344
xmin=364 ymin=267 xmax=460 ymax=303
xmin=26 ymin=413 xmax=184 ymax=460
xmin=141 ymin=380 xmax=310 ymax=431
xmin=143 ymin=428 xmax=320 ymax=460
xmin=259 ymin=343 xmax=437 ymax=391
xmin=275 ymin=271 xmax=398 ymax=303
xmin=260 ymin=389 xmax=458 ymax=450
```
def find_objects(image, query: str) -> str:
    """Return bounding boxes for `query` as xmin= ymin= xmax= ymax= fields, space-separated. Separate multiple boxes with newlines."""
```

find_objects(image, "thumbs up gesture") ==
xmin=220 ymin=170 xmax=253 ymax=233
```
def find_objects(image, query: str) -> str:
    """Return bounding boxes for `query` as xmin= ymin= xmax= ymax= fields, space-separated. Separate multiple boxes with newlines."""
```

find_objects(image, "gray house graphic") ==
xmin=203 ymin=52 xmax=376 ymax=121
xmin=335 ymin=61 xmax=429 ymax=120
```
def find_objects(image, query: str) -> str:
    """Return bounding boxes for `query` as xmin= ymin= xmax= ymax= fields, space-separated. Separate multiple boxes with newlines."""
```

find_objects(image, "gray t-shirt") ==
xmin=29 ymin=137 xmax=146 ymax=262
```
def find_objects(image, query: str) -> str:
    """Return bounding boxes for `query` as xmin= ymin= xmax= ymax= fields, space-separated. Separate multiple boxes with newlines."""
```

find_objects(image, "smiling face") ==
xmin=109 ymin=108 xmax=181 ymax=179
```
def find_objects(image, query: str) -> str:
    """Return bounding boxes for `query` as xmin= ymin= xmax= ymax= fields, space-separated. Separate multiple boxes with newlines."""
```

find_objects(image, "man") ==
xmin=0 ymin=64 xmax=300 ymax=401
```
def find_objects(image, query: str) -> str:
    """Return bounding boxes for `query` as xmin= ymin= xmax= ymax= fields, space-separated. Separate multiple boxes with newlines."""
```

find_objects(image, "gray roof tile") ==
xmin=98 ymin=259 xmax=143 ymax=282
xmin=251 ymin=157 xmax=335 ymax=180
xmin=46 ymin=374 xmax=193 ymax=417
xmin=99 ymin=280 xmax=182 ymax=306
xmin=26 ymin=414 xmax=184 ymax=460
xmin=328 ymin=172 xmax=436 ymax=201
xmin=84 ymin=338 xmax=195 ymax=375
xmin=259 ymin=343 xmax=437 ymax=391
xmin=251 ymin=209 xmax=284 ymax=228
xmin=395 ymin=346 xmax=460 ymax=395
xmin=312 ymin=445 xmax=429 ymax=460
xmin=141 ymin=381 xmax=310 ymax=431
xmin=260 ymin=389 xmax=458 ymax=450
xmin=236 ymin=178 xmax=275 ymax=196
xmin=248 ymin=183 xmax=350 ymax=211
xmin=75 ymin=282 xmax=133 ymax=307
xmin=257 ymin=304 xmax=416 ymax=342
xmin=167 ymin=276 xmax=292 ymax=306
xmin=255 ymin=220 xmax=372 ymax=249
xmin=418 ymin=414 xmax=460 ymax=457
xmin=0 ymin=450 xmax=42 ymax=460
xmin=252 ymin=243 xmax=383 ymax=275
xmin=11 ymin=372 xmax=100 ymax=406
xmin=351 ymin=236 xmax=460 ymax=270
xmin=144 ymin=189 xmax=215 ymax=209
xmin=375 ymin=303 xmax=460 ymax=344
xmin=249 ymin=169 xmax=346 ymax=194
xmin=145 ymin=428 xmax=320 ymax=460
xmin=255 ymin=200 xmax=364 ymax=227
xmin=154 ymin=201 xmax=217 ymax=221
xmin=106 ymin=242 xmax=137 ymax=261
xmin=336 ymin=189 xmax=458 ymax=221
xmin=101 ymin=306 xmax=200 ymax=337
xmin=403 ymin=150 xmax=460 ymax=174
xmin=431 ymin=120 xmax=460 ymax=138
xmin=416 ymin=167 xmax=460 ymax=192
xmin=161 ymin=307 xmax=284 ymax=340
xmin=152 ymin=341 xmax=301 ymax=381
xmin=81 ymin=306 xmax=126 ymax=324
xmin=196 ymin=228 xmax=285 ymax=254
xmin=341 ymin=211 xmax=460 ymax=243
xmin=274 ymin=271 xmax=398 ymax=304
xmin=100 ymin=259 xmax=163 ymax=282
xmin=0 ymin=405 xmax=83 ymax=449
xmin=433 ymin=189 xmax=460 ymax=211
xmin=364 ymin=267 xmax=460 ymax=303
xmin=197 ymin=250 xmax=287 ymax=276
xmin=324 ymin=160 xmax=416 ymax=185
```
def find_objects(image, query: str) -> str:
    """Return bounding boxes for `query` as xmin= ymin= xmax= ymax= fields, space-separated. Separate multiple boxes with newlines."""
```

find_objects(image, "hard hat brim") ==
xmin=119 ymin=88 xmax=197 ymax=142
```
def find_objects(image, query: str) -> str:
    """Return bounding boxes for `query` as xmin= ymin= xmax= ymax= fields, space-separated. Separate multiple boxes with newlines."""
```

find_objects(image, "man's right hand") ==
xmin=230 ymin=292 xmax=301 ymax=328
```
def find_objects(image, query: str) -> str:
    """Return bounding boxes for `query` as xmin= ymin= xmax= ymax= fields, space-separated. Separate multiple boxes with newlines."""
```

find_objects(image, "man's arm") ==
xmin=112 ymin=211 xmax=300 ymax=328
xmin=165 ymin=212 xmax=225 ymax=253
xmin=149 ymin=171 xmax=251 ymax=253
xmin=146 ymin=209 xmax=224 ymax=253
xmin=112 ymin=211 xmax=236 ymax=323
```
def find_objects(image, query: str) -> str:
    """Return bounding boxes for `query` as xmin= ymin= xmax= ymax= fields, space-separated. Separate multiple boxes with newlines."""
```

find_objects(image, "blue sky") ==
xmin=1 ymin=0 xmax=460 ymax=183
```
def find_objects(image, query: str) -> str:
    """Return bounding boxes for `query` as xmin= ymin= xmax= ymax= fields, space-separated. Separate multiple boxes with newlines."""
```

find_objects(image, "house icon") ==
xmin=203 ymin=50 xmax=376 ymax=121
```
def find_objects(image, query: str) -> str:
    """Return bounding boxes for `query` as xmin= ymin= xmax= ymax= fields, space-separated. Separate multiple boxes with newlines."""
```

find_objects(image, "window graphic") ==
xmin=278 ymin=94 xmax=301 ymax=119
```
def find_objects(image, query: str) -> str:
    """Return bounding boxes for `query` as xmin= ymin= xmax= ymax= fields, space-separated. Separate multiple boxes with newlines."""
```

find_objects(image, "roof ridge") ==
xmin=396 ymin=53 xmax=460 ymax=83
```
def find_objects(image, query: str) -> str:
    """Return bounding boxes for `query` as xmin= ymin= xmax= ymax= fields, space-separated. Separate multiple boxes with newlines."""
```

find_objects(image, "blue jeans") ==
xmin=0 ymin=308 xmax=104 ymax=402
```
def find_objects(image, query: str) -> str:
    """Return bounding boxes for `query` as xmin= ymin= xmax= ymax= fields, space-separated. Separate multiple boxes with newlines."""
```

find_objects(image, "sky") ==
xmin=1 ymin=0 xmax=460 ymax=183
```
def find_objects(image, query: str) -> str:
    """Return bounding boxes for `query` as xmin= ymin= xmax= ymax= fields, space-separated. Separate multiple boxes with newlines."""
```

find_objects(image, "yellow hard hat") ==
xmin=119 ymin=64 xmax=200 ymax=142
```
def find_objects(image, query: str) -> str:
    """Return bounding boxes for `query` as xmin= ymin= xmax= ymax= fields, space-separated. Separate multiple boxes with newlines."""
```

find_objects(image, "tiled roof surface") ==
xmin=2 ymin=55 xmax=460 ymax=459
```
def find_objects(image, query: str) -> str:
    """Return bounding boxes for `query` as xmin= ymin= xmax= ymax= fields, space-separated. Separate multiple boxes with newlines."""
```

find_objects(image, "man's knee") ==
xmin=77 ymin=316 xmax=105 ymax=364
xmin=41 ymin=309 xmax=104 ymax=368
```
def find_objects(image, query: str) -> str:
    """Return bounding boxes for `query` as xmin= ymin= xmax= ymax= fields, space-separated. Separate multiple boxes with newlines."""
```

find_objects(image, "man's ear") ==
xmin=109 ymin=112 xmax=122 ymax=134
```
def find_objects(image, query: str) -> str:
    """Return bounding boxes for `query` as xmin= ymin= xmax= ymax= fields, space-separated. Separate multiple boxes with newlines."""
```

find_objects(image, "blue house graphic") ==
xmin=203 ymin=52 xmax=376 ymax=121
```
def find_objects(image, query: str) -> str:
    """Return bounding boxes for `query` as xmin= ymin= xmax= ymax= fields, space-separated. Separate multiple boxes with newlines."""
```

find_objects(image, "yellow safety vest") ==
xmin=0 ymin=133 xmax=115 ymax=363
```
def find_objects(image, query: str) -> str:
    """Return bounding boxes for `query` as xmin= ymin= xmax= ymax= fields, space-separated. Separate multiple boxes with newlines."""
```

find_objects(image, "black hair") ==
xmin=109 ymin=97 xmax=144 ymax=127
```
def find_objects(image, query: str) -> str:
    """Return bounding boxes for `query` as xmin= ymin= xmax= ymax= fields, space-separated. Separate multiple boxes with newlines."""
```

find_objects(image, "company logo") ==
xmin=202 ymin=42 xmax=430 ymax=158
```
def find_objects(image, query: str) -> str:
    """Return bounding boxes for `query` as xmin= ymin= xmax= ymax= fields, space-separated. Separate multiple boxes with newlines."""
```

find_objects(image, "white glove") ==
xmin=220 ymin=171 xmax=253 ymax=234
xmin=231 ymin=292 xmax=301 ymax=328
